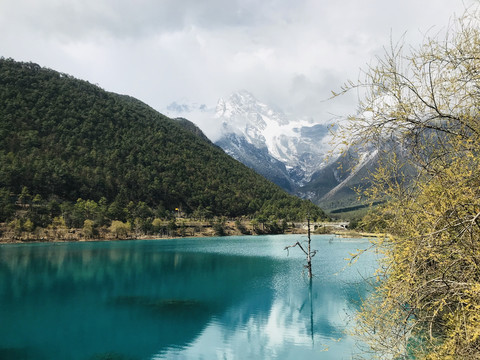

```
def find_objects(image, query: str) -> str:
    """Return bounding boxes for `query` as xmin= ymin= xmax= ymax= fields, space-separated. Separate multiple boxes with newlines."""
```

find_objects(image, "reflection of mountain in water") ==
xmin=0 ymin=237 xmax=376 ymax=360
xmin=156 ymin=244 xmax=373 ymax=360
xmin=0 ymin=242 xmax=279 ymax=360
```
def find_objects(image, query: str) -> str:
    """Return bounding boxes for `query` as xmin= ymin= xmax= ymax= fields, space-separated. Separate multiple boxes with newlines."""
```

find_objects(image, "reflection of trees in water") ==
xmin=0 ymin=243 xmax=277 ymax=301
xmin=0 ymin=239 xmax=376 ymax=360
xmin=297 ymin=278 xmax=315 ymax=345
xmin=0 ymin=242 xmax=280 ymax=360
xmin=309 ymin=278 xmax=314 ymax=344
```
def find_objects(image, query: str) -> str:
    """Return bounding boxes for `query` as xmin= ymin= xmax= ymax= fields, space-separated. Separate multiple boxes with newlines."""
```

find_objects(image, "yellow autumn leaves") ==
xmin=339 ymin=7 xmax=480 ymax=360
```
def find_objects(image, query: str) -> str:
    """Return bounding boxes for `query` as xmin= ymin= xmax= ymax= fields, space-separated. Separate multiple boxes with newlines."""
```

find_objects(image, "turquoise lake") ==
xmin=0 ymin=235 xmax=377 ymax=359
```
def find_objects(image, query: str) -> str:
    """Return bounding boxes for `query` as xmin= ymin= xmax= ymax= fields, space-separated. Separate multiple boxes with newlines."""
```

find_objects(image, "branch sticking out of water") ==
xmin=285 ymin=217 xmax=317 ymax=278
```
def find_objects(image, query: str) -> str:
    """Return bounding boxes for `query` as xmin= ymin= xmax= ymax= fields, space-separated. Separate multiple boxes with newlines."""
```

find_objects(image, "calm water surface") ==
xmin=0 ymin=235 xmax=377 ymax=359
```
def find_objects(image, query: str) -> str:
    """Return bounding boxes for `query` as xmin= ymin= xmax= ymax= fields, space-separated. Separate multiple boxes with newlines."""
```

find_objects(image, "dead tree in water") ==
xmin=285 ymin=217 xmax=317 ymax=278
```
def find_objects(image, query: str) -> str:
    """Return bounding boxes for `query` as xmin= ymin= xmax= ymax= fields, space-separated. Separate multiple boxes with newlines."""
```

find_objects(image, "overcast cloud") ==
xmin=0 ymin=0 xmax=475 ymax=134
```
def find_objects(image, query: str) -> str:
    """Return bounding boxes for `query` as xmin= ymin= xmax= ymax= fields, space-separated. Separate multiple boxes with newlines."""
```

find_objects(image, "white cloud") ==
xmin=0 ymin=0 xmax=474 ymax=132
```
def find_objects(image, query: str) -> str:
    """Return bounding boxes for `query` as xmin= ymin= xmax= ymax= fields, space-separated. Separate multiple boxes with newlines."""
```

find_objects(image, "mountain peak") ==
xmin=215 ymin=90 xmax=289 ymax=127
xmin=214 ymin=90 xmax=334 ymax=188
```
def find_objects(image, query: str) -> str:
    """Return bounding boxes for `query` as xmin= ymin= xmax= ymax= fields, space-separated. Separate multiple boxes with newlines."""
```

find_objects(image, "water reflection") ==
xmin=0 ymin=236 xmax=376 ymax=360
xmin=155 ymin=269 xmax=370 ymax=360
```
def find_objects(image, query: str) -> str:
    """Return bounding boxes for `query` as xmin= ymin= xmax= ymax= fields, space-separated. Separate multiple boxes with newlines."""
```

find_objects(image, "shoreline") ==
xmin=0 ymin=218 xmax=381 ymax=245
xmin=0 ymin=229 xmax=381 ymax=245
xmin=0 ymin=230 xmax=306 ymax=245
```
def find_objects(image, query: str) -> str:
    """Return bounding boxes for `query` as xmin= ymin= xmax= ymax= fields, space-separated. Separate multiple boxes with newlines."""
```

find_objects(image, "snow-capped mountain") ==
xmin=214 ymin=90 xmax=334 ymax=187
xmin=215 ymin=133 xmax=296 ymax=192
xmin=165 ymin=91 xmax=383 ymax=211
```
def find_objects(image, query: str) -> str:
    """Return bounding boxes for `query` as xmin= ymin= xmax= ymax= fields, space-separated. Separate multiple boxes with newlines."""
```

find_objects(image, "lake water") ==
xmin=0 ymin=235 xmax=377 ymax=360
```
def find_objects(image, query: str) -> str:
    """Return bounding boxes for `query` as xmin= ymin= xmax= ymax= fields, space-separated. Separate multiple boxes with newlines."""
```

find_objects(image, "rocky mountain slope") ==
xmin=214 ymin=91 xmax=333 ymax=187
xmin=166 ymin=90 xmax=381 ymax=211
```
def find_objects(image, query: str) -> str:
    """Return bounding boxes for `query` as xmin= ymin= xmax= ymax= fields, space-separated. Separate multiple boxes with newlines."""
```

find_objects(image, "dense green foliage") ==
xmin=0 ymin=58 xmax=326 ymax=230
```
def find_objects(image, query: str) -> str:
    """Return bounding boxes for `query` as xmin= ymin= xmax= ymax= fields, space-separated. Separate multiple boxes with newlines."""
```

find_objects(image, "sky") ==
xmin=0 ymin=0 xmax=475 ymax=138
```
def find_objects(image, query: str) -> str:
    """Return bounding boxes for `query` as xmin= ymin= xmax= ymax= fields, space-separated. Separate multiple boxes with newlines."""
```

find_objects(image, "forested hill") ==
xmin=0 ymin=58 xmax=326 ymax=223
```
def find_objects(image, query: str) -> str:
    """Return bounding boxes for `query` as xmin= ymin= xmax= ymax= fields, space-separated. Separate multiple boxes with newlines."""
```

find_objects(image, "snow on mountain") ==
xmin=214 ymin=90 xmax=334 ymax=186
xmin=163 ymin=91 xmax=380 ymax=208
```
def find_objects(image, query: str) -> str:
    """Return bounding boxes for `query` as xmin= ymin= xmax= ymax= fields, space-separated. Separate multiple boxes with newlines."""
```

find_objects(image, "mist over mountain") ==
xmin=166 ymin=90 xmax=379 ymax=211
